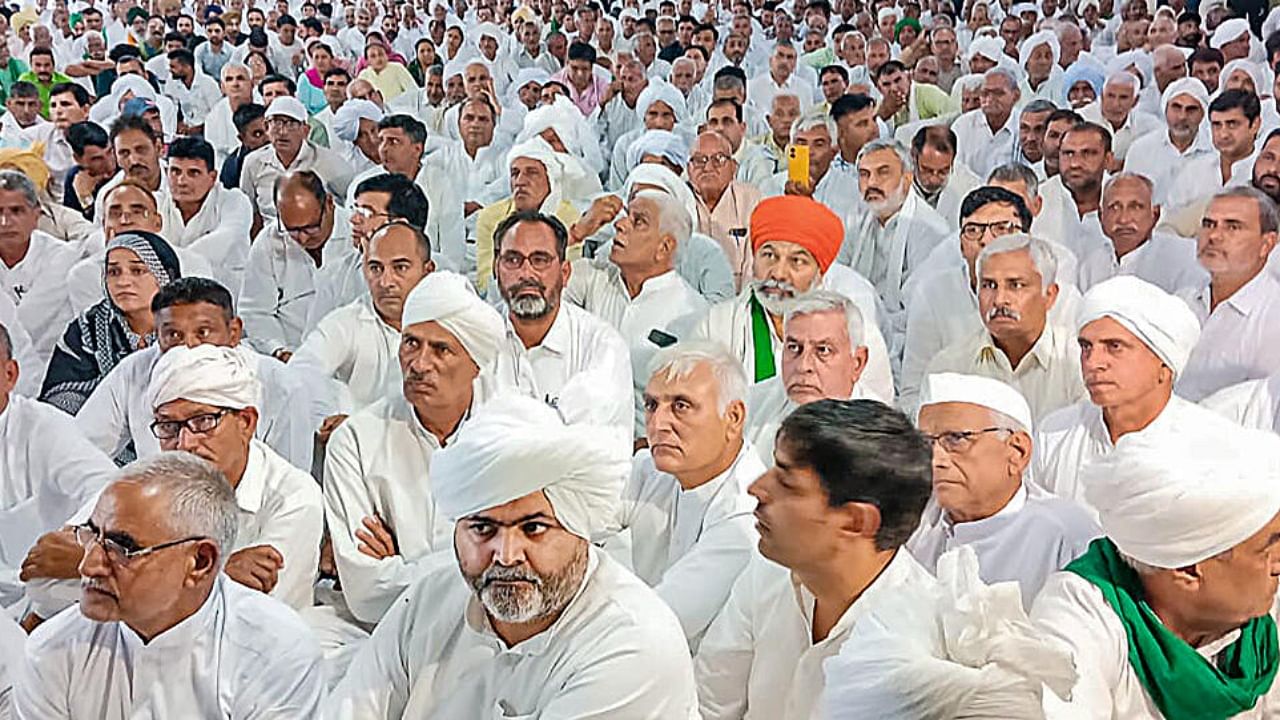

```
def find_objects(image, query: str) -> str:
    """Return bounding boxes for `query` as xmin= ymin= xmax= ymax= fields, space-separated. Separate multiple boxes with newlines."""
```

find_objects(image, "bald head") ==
xmin=695 ymin=129 xmax=734 ymax=156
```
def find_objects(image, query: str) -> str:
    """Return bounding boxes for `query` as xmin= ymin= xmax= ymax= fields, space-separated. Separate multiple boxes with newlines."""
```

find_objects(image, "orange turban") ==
xmin=749 ymin=195 xmax=845 ymax=273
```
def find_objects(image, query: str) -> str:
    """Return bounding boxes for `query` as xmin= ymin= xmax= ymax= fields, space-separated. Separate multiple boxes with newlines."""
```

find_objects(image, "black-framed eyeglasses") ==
xmin=150 ymin=409 xmax=230 ymax=440
xmin=960 ymin=220 xmax=1019 ymax=242
xmin=921 ymin=427 xmax=1012 ymax=453
xmin=279 ymin=203 xmax=329 ymax=240
xmin=73 ymin=523 xmax=208 ymax=565
xmin=498 ymin=250 xmax=557 ymax=271
xmin=689 ymin=152 xmax=732 ymax=169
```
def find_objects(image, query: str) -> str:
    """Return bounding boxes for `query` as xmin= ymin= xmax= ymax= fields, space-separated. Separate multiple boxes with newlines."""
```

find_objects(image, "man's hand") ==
xmin=572 ymin=194 xmax=624 ymax=241
xmin=877 ymin=87 xmax=906 ymax=119
xmin=19 ymin=528 xmax=82 ymax=581
xmin=464 ymin=200 xmax=484 ymax=216
xmin=355 ymin=516 xmax=399 ymax=559
xmin=224 ymin=544 xmax=284 ymax=594
xmin=784 ymin=179 xmax=814 ymax=197
xmin=317 ymin=413 xmax=349 ymax=446
xmin=272 ymin=348 xmax=293 ymax=363
xmin=19 ymin=612 xmax=44 ymax=634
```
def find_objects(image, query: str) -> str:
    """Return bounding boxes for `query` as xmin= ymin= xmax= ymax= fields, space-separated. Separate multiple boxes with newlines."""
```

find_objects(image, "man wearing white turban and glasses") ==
xmin=1032 ymin=424 xmax=1280 ymax=718
xmin=329 ymin=395 xmax=699 ymax=717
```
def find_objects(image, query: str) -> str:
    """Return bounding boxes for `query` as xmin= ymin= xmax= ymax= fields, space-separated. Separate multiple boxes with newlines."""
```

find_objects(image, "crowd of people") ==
xmin=1 ymin=0 xmax=1280 ymax=714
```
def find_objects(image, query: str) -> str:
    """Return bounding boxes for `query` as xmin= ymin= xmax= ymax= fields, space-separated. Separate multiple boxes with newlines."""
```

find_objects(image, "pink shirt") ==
xmin=551 ymin=68 xmax=609 ymax=116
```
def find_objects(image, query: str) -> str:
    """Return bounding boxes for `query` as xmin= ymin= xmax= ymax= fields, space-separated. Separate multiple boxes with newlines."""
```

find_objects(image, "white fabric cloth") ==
xmin=240 ymin=208 xmax=359 ymax=354
xmin=608 ymin=444 xmax=763 ymax=646
xmin=1177 ymin=271 xmax=1280 ymax=401
xmin=1076 ymin=275 xmax=1203 ymax=377
xmin=157 ymin=183 xmax=254 ymax=295
xmin=919 ymin=371 xmax=1034 ymax=432
xmin=345 ymin=163 xmax=467 ymax=274
xmin=0 ymin=291 xmax=40 ymax=396
xmin=328 ymin=546 xmax=700 ymax=718
xmin=0 ymin=231 xmax=77 ymax=373
xmin=76 ymin=344 xmax=315 ymax=471
xmin=695 ymin=549 xmax=935 ymax=720
xmin=15 ymin=576 xmax=325 ymax=719
xmin=162 ymin=72 xmax=222 ymax=126
xmin=953 ymin=107 xmax=1020 ymax=180
xmin=289 ymin=296 xmax=402 ymax=416
xmin=0 ymin=610 xmax=21 ymax=716
xmin=743 ymin=376 xmax=878 ymax=467
xmin=1076 ymin=230 xmax=1207 ymax=294
xmin=322 ymin=394 xmax=460 ymax=625
xmin=147 ymin=343 xmax=260 ymax=411
xmin=1201 ymin=373 xmax=1280 ymax=433
xmin=1078 ymin=101 xmax=1161 ymax=164
xmin=1164 ymin=149 xmax=1256 ymax=216
xmin=0 ymin=394 xmax=116 ymax=608
xmin=401 ymin=270 xmax=505 ymax=371
xmin=237 ymin=141 xmax=353 ymax=220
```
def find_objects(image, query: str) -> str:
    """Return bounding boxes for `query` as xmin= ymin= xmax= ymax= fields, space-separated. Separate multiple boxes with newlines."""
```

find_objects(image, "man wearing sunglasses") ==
xmin=14 ymin=452 xmax=324 ymax=718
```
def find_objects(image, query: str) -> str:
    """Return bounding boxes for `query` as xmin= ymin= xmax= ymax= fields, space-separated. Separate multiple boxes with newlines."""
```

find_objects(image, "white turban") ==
xmin=919 ymin=373 xmax=1033 ymax=433
xmin=148 ymin=344 xmax=261 ymax=411
xmin=624 ymin=163 xmax=698 ymax=228
xmin=332 ymin=99 xmax=383 ymax=143
xmin=1018 ymin=29 xmax=1059 ymax=70
xmin=967 ymin=36 xmax=1005 ymax=65
xmin=1085 ymin=424 xmax=1280 ymax=568
xmin=877 ymin=6 xmax=898 ymax=21
xmin=431 ymin=394 xmax=630 ymax=540
xmin=516 ymin=96 xmax=608 ymax=187
xmin=1076 ymin=276 xmax=1201 ymax=378
xmin=507 ymin=136 xmax=591 ymax=214
xmin=1161 ymin=76 xmax=1210 ymax=113
xmin=635 ymin=80 xmax=690 ymax=127
xmin=442 ymin=57 xmax=467 ymax=81
xmin=625 ymin=129 xmax=690 ymax=171
xmin=1220 ymin=58 xmax=1268 ymax=96
xmin=400 ymin=270 xmax=504 ymax=370
xmin=1211 ymin=17 xmax=1251 ymax=50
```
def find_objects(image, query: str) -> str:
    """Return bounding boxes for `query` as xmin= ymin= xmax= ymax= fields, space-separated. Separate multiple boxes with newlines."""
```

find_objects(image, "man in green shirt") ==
xmin=0 ymin=41 xmax=28 ymax=106
xmin=17 ymin=48 xmax=71 ymax=118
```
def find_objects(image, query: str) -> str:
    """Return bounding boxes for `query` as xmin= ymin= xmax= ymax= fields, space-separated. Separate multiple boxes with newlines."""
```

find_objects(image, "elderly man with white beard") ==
xmin=907 ymin=372 xmax=1099 ymax=608
xmin=607 ymin=342 xmax=763 ymax=648
xmin=839 ymin=138 xmax=949 ymax=356
xmin=328 ymin=395 xmax=699 ymax=718
xmin=693 ymin=195 xmax=895 ymax=405
xmin=1035 ymin=276 xmax=1236 ymax=513
xmin=1032 ymin=424 xmax=1280 ymax=718
xmin=745 ymin=290 xmax=871 ymax=466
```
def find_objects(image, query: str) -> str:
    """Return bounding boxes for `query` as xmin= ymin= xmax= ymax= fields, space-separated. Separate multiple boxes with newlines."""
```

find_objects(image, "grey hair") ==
xmin=1022 ymin=98 xmax=1057 ymax=115
xmin=117 ymin=452 xmax=239 ymax=570
xmin=220 ymin=61 xmax=250 ymax=81
xmin=856 ymin=138 xmax=914 ymax=174
xmin=1102 ymin=171 xmax=1154 ymax=201
xmin=789 ymin=106 xmax=837 ymax=141
xmin=0 ymin=321 xmax=10 ymax=362
xmin=1105 ymin=70 xmax=1141 ymax=92
xmin=1213 ymin=186 xmax=1280 ymax=234
xmin=0 ymin=170 xmax=38 ymax=208
xmin=713 ymin=73 xmax=745 ymax=93
xmin=987 ymin=162 xmax=1041 ymax=199
xmin=976 ymin=233 xmax=1058 ymax=288
xmin=770 ymin=91 xmax=801 ymax=111
xmin=647 ymin=340 xmax=748 ymax=415
xmin=632 ymin=189 xmax=692 ymax=246
xmin=783 ymin=289 xmax=866 ymax=349
xmin=983 ymin=66 xmax=1021 ymax=94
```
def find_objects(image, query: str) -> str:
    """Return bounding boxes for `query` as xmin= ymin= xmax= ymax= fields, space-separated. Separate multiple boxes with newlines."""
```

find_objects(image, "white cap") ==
xmin=265 ymin=96 xmax=307 ymax=123
xmin=918 ymin=372 xmax=1034 ymax=433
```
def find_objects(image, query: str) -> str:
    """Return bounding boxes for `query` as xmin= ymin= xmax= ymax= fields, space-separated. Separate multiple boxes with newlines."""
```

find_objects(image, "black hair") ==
xmin=707 ymin=97 xmax=744 ymax=122
xmin=567 ymin=40 xmax=597 ymax=63
xmin=167 ymin=136 xmax=216 ymax=172
xmin=830 ymin=92 xmax=875 ymax=121
xmin=109 ymin=113 xmax=159 ymax=144
xmin=1210 ymin=88 xmax=1262 ymax=122
xmin=494 ymin=209 xmax=570 ymax=260
xmin=259 ymin=73 xmax=296 ymax=94
xmin=912 ymin=124 xmax=958 ymax=155
xmin=820 ymin=64 xmax=849 ymax=83
xmin=8 ymin=81 xmax=37 ymax=99
xmin=151 ymin=276 xmax=235 ymax=318
xmin=50 ymin=82 xmax=91 ymax=107
xmin=353 ymin=172 xmax=430 ymax=229
xmin=960 ymin=186 xmax=1033 ymax=231
xmin=67 ymin=121 xmax=109 ymax=156
xmin=874 ymin=59 xmax=907 ymax=82
xmin=167 ymin=47 xmax=195 ymax=68
xmin=232 ymin=102 xmax=266 ymax=133
xmin=276 ymin=12 xmax=296 ymax=26
xmin=376 ymin=114 xmax=428 ymax=145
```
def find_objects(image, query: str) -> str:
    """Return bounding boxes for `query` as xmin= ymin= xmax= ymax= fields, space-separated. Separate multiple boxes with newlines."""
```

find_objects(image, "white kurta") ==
xmin=15 ymin=577 xmax=325 ymax=719
xmin=238 ymin=141 xmax=353 ymax=220
xmin=1164 ymin=149 xmax=1256 ymax=217
xmin=1177 ymin=271 xmax=1280 ymax=402
xmin=157 ymin=182 xmax=254 ymax=296
xmin=0 ymin=289 xmax=43 ymax=397
xmin=240 ymin=209 xmax=359 ymax=355
xmin=744 ymin=377 xmax=878 ymax=467
xmin=0 ymin=395 xmax=116 ymax=608
xmin=345 ymin=163 xmax=466 ymax=273
xmin=0 ymin=610 xmax=22 ymax=717
xmin=906 ymin=484 xmax=1099 ymax=608
xmin=564 ymin=260 xmax=704 ymax=434
xmin=953 ymin=108 xmax=1020 ymax=180
xmin=232 ymin=440 xmax=324 ymax=611
xmin=1032 ymin=571 xmax=1280 ymax=719
xmin=1201 ymin=373 xmax=1280 ymax=432
xmin=328 ymin=547 xmax=701 ymax=718
xmin=422 ymin=137 xmax=511 ymax=209
xmin=0 ymin=231 xmax=77 ymax=372
xmin=1078 ymin=103 xmax=1161 ymax=164
xmin=1123 ymin=126 xmax=1215 ymax=206
xmin=321 ymin=395 xmax=457 ymax=626
xmin=1076 ymin=231 xmax=1207 ymax=294
xmin=76 ymin=344 xmax=316 ymax=471
xmin=493 ymin=300 xmax=634 ymax=433
xmin=609 ymin=444 xmax=763 ymax=645
xmin=289 ymin=296 xmax=402 ymax=416
xmin=694 ymin=548 xmax=935 ymax=720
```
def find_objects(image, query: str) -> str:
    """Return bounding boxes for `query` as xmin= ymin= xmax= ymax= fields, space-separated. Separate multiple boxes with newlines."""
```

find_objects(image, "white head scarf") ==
xmin=919 ymin=373 xmax=1033 ymax=432
xmin=1076 ymin=276 xmax=1201 ymax=379
xmin=1085 ymin=424 xmax=1280 ymax=568
xmin=431 ymin=394 xmax=630 ymax=540
xmin=1160 ymin=75 xmax=1210 ymax=114
xmin=1210 ymin=17 xmax=1251 ymax=50
xmin=623 ymin=163 xmax=698 ymax=235
xmin=147 ymin=344 xmax=261 ymax=411
xmin=635 ymin=79 xmax=690 ymax=127
xmin=517 ymin=96 xmax=608 ymax=180
xmin=1220 ymin=58 xmax=1271 ymax=98
xmin=400 ymin=270 xmax=504 ymax=371
xmin=1018 ymin=29 xmax=1060 ymax=70
xmin=507 ymin=136 xmax=591 ymax=214
xmin=624 ymin=129 xmax=690 ymax=172
xmin=332 ymin=99 xmax=384 ymax=142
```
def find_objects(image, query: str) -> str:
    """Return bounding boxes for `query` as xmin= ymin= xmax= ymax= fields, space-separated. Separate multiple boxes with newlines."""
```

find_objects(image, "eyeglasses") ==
xmin=279 ymin=204 xmax=328 ymax=240
xmin=352 ymin=204 xmax=390 ymax=222
xmin=960 ymin=220 xmax=1019 ymax=242
xmin=73 ymin=523 xmax=207 ymax=565
xmin=498 ymin=250 xmax=557 ymax=271
xmin=922 ymin=427 xmax=1011 ymax=453
xmin=689 ymin=153 xmax=732 ymax=169
xmin=150 ymin=409 xmax=229 ymax=440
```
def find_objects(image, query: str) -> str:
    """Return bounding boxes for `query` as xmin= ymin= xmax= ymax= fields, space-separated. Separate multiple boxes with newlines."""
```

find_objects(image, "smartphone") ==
xmin=787 ymin=144 xmax=810 ymax=185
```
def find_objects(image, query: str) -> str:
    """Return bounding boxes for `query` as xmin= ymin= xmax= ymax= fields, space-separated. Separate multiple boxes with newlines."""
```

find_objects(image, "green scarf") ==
xmin=748 ymin=293 xmax=776 ymax=383
xmin=1066 ymin=538 xmax=1279 ymax=720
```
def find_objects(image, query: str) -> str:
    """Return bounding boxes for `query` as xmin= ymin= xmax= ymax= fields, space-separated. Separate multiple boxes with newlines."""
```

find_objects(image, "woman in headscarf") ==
xmin=298 ymin=39 xmax=340 ymax=114
xmin=40 ymin=230 xmax=180 ymax=414
xmin=950 ymin=73 xmax=984 ymax=113
xmin=408 ymin=36 xmax=441 ymax=86
xmin=357 ymin=38 xmax=417 ymax=102
xmin=245 ymin=48 xmax=274 ymax=85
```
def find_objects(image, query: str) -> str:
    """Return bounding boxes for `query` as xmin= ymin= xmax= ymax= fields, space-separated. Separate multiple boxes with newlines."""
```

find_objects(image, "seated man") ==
xmin=0 ymin=321 xmax=116 ymax=609
xmin=15 ymin=453 xmax=324 ymax=717
xmin=745 ymin=290 xmax=871 ymax=465
xmin=925 ymin=234 xmax=1086 ymax=420
xmin=695 ymin=399 xmax=935 ymax=720
xmin=240 ymin=170 xmax=357 ymax=359
xmin=492 ymin=210 xmax=632 ymax=432
xmin=610 ymin=341 xmax=763 ymax=646
xmin=693 ymin=195 xmax=894 ymax=404
xmin=329 ymin=395 xmax=699 ymax=717
xmin=323 ymin=271 xmax=505 ymax=628
xmin=76 ymin=278 xmax=315 ymax=470
xmin=147 ymin=344 xmax=323 ymax=610
xmin=908 ymin=372 xmax=1099 ymax=607
xmin=1032 ymin=424 xmax=1280 ymax=717
xmin=1035 ymin=276 xmax=1227 ymax=512
xmin=238 ymin=96 xmax=351 ymax=226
